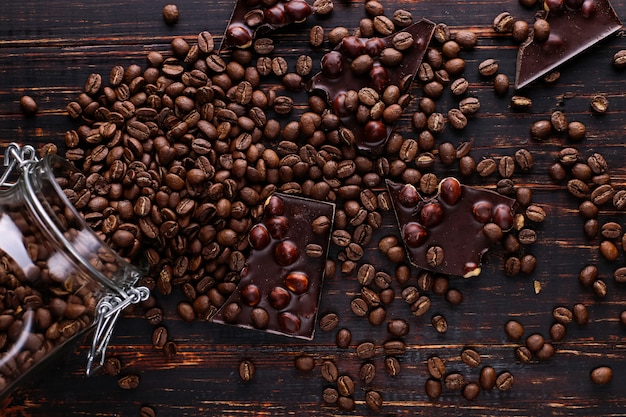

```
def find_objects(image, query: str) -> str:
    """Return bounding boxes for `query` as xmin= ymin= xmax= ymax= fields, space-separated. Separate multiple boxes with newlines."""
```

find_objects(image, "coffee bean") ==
xmin=550 ymin=323 xmax=567 ymax=341
xmin=493 ymin=11 xmax=515 ymax=32
xmin=600 ymin=240 xmax=619 ymax=261
xmin=388 ymin=319 xmax=409 ymax=337
xmin=593 ymin=279 xmax=608 ymax=298
xmin=350 ymin=297 xmax=369 ymax=317
xmin=496 ymin=371 xmax=514 ymax=391
xmin=356 ymin=342 xmax=377 ymax=359
xmin=20 ymin=95 xmax=38 ymax=115
xmin=384 ymin=356 xmax=401 ymax=377
xmin=321 ymin=360 xmax=338 ymax=383
xmin=493 ymin=73 xmax=510 ymax=95
xmin=573 ymin=303 xmax=589 ymax=325
xmin=431 ymin=314 xmax=448 ymax=334
xmin=426 ymin=356 xmax=446 ymax=379
xmin=162 ymin=4 xmax=179 ymax=24
xmin=322 ymin=387 xmax=338 ymax=404
xmin=359 ymin=361 xmax=376 ymax=384
xmin=294 ymin=355 xmax=315 ymax=372
xmin=239 ymin=360 xmax=255 ymax=381
xmin=590 ymin=366 xmax=613 ymax=384
xmin=511 ymin=95 xmax=532 ymax=111
xmin=338 ymin=396 xmax=355 ymax=412
xmin=425 ymin=378 xmax=442 ymax=399
xmin=505 ymin=320 xmax=524 ymax=340
xmin=336 ymin=328 xmax=352 ymax=348
xmin=591 ymin=94 xmax=609 ymax=113
xmin=478 ymin=58 xmax=499 ymax=77
xmin=118 ymin=374 xmax=140 ymax=390
xmin=139 ymin=406 xmax=156 ymax=417
xmin=368 ymin=306 xmax=387 ymax=326
xmin=568 ymin=121 xmax=586 ymax=141
xmin=515 ymin=346 xmax=532 ymax=364
xmin=365 ymin=390 xmax=383 ymax=412
xmin=445 ymin=372 xmax=466 ymax=390
xmin=526 ymin=333 xmax=545 ymax=352
xmin=480 ymin=366 xmax=497 ymax=390
xmin=463 ymin=382 xmax=480 ymax=401
xmin=613 ymin=49 xmax=626 ymax=68
xmin=461 ymin=349 xmax=482 ymax=368
xmin=602 ymin=222 xmax=623 ymax=239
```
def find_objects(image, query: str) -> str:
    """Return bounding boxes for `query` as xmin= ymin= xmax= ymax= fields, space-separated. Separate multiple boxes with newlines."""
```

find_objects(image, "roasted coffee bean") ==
xmin=602 ymin=222 xmax=622 ymax=239
xmin=425 ymin=378 xmax=442 ymax=399
xmin=321 ymin=360 xmax=338 ymax=383
xmin=567 ymin=179 xmax=589 ymax=199
xmin=365 ymin=390 xmax=383 ymax=412
xmin=162 ymin=4 xmax=179 ymax=24
xmin=505 ymin=320 xmax=524 ymax=340
xmin=478 ymin=58 xmax=499 ymax=77
xmin=431 ymin=314 xmax=447 ymax=334
xmin=568 ymin=121 xmax=587 ymax=141
xmin=336 ymin=328 xmax=352 ymax=348
xmin=493 ymin=12 xmax=515 ymax=32
xmin=526 ymin=333 xmax=545 ymax=352
xmin=445 ymin=373 xmax=466 ymax=390
xmin=322 ymin=387 xmax=339 ymax=404
xmin=368 ymin=306 xmax=387 ymax=326
xmin=550 ymin=320 xmax=567 ymax=341
xmin=337 ymin=374 xmax=355 ymax=396
xmin=515 ymin=346 xmax=532 ymax=364
xmin=239 ymin=359 xmax=255 ymax=381
xmin=591 ymin=94 xmax=609 ymax=113
xmin=553 ymin=306 xmax=573 ymax=325
xmin=387 ymin=319 xmax=409 ymax=337
xmin=356 ymin=341 xmax=377 ymax=359
xmin=461 ymin=349 xmax=481 ymax=368
xmin=139 ymin=406 xmax=156 ymax=417
xmin=20 ymin=95 xmax=38 ymax=115
xmin=593 ymin=279 xmax=608 ymax=298
xmin=118 ymin=374 xmax=140 ymax=390
xmin=384 ymin=356 xmax=401 ymax=377
xmin=103 ymin=357 xmax=122 ymax=376
xmin=319 ymin=313 xmax=339 ymax=332
xmin=427 ymin=356 xmax=446 ymax=379
xmin=590 ymin=366 xmax=613 ymax=384
xmin=480 ymin=366 xmax=497 ymax=390
xmin=573 ymin=303 xmax=589 ymax=325
xmin=496 ymin=371 xmax=514 ymax=391
xmin=600 ymin=240 xmax=619 ymax=261
xmin=295 ymin=355 xmax=315 ymax=372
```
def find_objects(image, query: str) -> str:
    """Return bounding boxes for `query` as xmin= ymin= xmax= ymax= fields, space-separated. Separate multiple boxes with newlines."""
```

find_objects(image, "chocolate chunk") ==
xmin=387 ymin=178 xmax=516 ymax=278
xmin=515 ymin=0 xmax=621 ymax=89
xmin=222 ymin=0 xmax=314 ymax=49
xmin=307 ymin=19 xmax=435 ymax=154
xmin=212 ymin=193 xmax=335 ymax=339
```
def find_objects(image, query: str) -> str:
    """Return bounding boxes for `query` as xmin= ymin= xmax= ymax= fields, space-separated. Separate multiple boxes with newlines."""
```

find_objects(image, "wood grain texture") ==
xmin=1 ymin=0 xmax=626 ymax=415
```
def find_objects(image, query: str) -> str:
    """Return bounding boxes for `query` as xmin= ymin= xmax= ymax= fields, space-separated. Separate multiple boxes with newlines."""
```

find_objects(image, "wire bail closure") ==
xmin=87 ymin=285 xmax=149 ymax=376
xmin=0 ymin=142 xmax=38 ymax=188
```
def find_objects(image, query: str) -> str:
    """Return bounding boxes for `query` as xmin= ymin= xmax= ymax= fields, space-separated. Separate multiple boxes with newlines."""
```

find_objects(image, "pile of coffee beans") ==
xmin=11 ymin=0 xmax=626 ymax=413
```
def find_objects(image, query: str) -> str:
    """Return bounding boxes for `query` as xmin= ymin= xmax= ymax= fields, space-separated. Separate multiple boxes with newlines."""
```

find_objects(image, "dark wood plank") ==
xmin=2 ymin=0 xmax=626 ymax=415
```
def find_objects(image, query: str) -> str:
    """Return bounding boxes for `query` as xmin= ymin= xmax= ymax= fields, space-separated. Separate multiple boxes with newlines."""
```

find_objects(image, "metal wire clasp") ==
xmin=86 ymin=285 xmax=150 ymax=376
xmin=0 ymin=142 xmax=38 ymax=188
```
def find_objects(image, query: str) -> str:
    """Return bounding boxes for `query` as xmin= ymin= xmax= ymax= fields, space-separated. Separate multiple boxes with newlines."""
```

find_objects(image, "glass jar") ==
xmin=0 ymin=143 xmax=148 ymax=398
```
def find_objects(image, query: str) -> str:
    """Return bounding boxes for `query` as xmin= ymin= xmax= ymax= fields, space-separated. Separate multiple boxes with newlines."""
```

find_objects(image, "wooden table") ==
xmin=1 ymin=0 xmax=626 ymax=415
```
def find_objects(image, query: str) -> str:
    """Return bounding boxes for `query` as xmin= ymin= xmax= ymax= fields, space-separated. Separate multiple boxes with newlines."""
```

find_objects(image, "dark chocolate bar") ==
xmin=211 ymin=193 xmax=335 ymax=339
xmin=387 ymin=178 xmax=516 ymax=278
xmin=515 ymin=0 xmax=622 ymax=89
xmin=222 ymin=0 xmax=314 ymax=49
xmin=308 ymin=19 xmax=435 ymax=154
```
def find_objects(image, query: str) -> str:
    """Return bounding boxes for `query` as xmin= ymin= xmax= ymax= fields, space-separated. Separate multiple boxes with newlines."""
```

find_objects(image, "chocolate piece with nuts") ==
xmin=387 ymin=178 xmax=516 ymax=277
xmin=515 ymin=0 xmax=621 ymax=89
xmin=212 ymin=193 xmax=335 ymax=339
xmin=222 ymin=0 xmax=314 ymax=49
xmin=308 ymin=19 xmax=435 ymax=154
